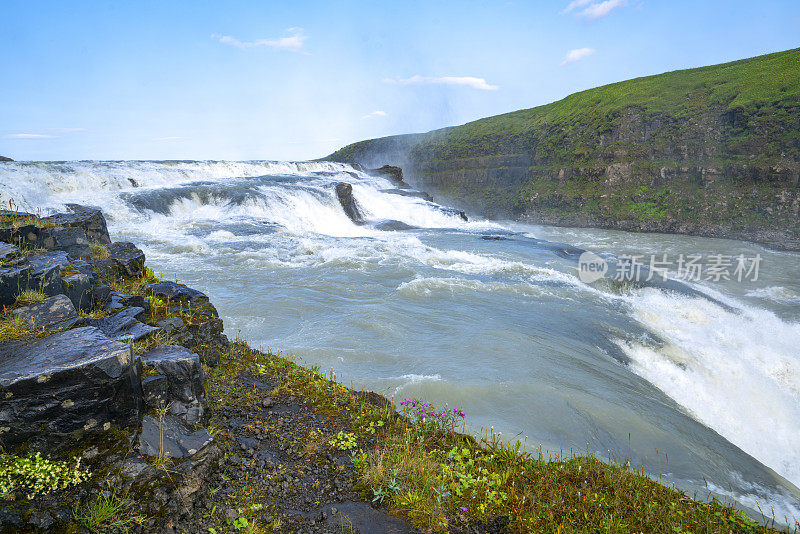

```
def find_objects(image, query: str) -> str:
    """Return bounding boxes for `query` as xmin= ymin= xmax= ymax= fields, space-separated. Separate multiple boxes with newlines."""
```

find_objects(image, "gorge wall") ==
xmin=327 ymin=48 xmax=800 ymax=249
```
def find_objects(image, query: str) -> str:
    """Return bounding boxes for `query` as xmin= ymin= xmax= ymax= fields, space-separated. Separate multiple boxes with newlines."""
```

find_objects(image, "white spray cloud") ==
xmin=212 ymin=27 xmax=308 ymax=52
xmin=383 ymin=75 xmax=499 ymax=91
xmin=561 ymin=47 xmax=596 ymax=65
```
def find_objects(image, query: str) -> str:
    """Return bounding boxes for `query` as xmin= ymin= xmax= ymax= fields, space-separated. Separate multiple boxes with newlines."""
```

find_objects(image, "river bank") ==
xmin=0 ymin=204 xmax=793 ymax=533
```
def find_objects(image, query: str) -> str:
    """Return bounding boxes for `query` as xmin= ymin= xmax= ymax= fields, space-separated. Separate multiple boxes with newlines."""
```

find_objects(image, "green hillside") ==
xmin=328 ymin=48 xmax=800 ymax=249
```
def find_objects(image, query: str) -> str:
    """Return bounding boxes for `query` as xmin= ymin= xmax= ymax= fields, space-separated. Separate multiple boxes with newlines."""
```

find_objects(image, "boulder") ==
xmin=0 ymin=242 xmax=23 ymax=265
xmin=107 ymin=291 xmax=146 ymax=311
xmin=0 ymin=223 xmax=42 ymax=249
xmin=372 ymin=220 xmax=416 ymax=231
xmin=144 ymin=281 xmax=217 ymax=316
xmin=27 ymin=251 xmax=69 ymax=296
xmin=40 ymin=226 xmax=91 ymax=260
xmin=0 ymin=264 xmax=31 ymax=306
xmin=61 ymin=271 xmax=94 ymax=312
xmin=0 ymin=156 xmax=12 ymax=162
xmin=105 ymin=242 xmax=145 ymax=278
xmin=11 ymin=294 xmax=80 ymax=331
xmin=368 ymin=165 xmax=407 ymax=187
xmin=335 ymin=182 xmax=365 ymax=224
xmin=42 ymin=204 xmax=111 ymax=244
xmin=86 ymin=307 xmax=159 ymax=342
xmin=138 ymin=415 xmax=213 ymax=459
xmin=0 ymin=326 xmax=141 ymax=452
xmin=140 ymin=345 xmax=208 ymax=425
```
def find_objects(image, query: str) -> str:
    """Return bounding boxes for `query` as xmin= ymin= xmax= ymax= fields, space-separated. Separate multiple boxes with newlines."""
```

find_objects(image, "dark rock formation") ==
xmin=0 ymin=264 xmax=31 ymax=306
xmin=335 ymin=182 xmax=365 ymax=224
xmin=368 ymin=165 xmax=409 ymax=188
xmin=86 ymin=307 xmax=159 ymax=342
xmin=145 ymin=281 xmax=215 ymax=314
xmin=138 ymin=414 xmax=214 ymax=459
xmin=140 ymin=345 xmax=208 ymax=425
xmin=41 ymin=226 xmax=91 ymax=260
xmin=42 ymin=204 xmax=111 ymax=244
xmin=27 ymin=251 xmax=69 ymax=296
xmin=107 ymin=290 xmax=146 ymax=310
xmin=11 ymin=294 xmax=80 ymax=330
xmin=61 ymin=269 xmax=94 ymax=311
xmin=105 ymin=241 xmax=145 ymax=277
xmin=0 ymin=326 xmax=141 ymax=452
xmin=0 ymin=156 xmax=12 ymax=162
xmin=372 ymin=220 xmax=417 ymax=231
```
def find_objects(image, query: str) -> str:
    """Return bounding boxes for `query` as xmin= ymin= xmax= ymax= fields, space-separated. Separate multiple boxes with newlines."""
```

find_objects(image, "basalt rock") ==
xmin=105 ymin=241 xmax=146 ymax=278
xmin=138 ymin=414 xmax=213 ymax=459
xmin=0 ymin=242 xmax=22 ymax=265
xmin=40 ymin=226 xmax=92 ymax=260
xmin=61 ymin=270 xmax=95 ymax=312
xmin=42 ymin=204 xmax=111 ymax=244
xmin=11 ymin=294 xmax=81 ymax=331
xmin=0 ymin=263 xmax=31 ymax=306
xmin=0 ymin=326 xmax=141 ymax=453
xmin=144 ymin=281 xmax=218 ymax=317
xmin=140 ymin=345 xmax=208 ymax=425
xmin=107 ymin=290 xmax=147 ymax=310
xmin=369 ymin=165 xmax=409 ymax=188
xmin=335 ymin=182 xmax=365 ymax=224
xmin=86 ymin=307 xmax=159 ymax=342
xmin=27 ymin=250 xmax=69 ymax=296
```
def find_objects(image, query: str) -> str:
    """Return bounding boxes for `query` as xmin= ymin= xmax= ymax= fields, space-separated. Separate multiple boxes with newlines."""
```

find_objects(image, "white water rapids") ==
xmin=2 ymin=160 xmax=799 ymax=524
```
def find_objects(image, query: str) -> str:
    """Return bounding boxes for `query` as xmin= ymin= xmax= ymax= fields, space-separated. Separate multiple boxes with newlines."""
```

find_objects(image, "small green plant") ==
xmin=14 ymin=288 xmax=47 ymax=306
xmin=0 ymin=452 xmax=90 ymax=499
xmin=329 ymin=431 xmax=357 ymax=450
xmin=89 ymin=242 xmax=110 ymax=260
xmin=0 ymin=314 xmax=33 ymax=342
xmin=76 ymin=489 xmax=144 ymax=533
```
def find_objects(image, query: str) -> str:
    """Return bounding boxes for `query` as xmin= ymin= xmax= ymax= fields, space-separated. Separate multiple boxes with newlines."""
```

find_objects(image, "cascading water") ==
xmin=2 ymin=159 xmax=799 ymax=524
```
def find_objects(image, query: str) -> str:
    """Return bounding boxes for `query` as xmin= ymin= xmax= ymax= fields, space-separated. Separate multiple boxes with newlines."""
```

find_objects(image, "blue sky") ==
xmin=1 ymin=0 xmax=798 ymax=161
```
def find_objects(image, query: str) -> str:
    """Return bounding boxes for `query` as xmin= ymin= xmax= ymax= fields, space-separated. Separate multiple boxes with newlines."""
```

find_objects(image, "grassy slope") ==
xmin=328 ymin=49 xmax=800 ymax=245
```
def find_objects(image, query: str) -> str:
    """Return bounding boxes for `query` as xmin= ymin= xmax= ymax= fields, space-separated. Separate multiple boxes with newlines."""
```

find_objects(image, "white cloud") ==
xmin=383 ymin=75 xmax=499 ymax=91
xmin=3 ymin=133 xmax=56 ymax=139
xmin=560 ymin=47 xmax=596 ymax=65
xmin=361 ymin=110 xmax=387 ymax=120
xmin=212 ymin=28 xmax=307 ymax=52
xmin=562 ymin=0 xmax=628 ymax=20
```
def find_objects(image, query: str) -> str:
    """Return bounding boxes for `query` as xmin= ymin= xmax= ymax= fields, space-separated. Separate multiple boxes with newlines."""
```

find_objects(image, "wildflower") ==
xmin=460 ymin=506 xmax=468 ymax=512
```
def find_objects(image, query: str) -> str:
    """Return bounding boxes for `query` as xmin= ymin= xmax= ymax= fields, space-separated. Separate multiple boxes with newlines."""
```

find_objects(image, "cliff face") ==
xmin=327 ymin=49 xmax=800 ymax=249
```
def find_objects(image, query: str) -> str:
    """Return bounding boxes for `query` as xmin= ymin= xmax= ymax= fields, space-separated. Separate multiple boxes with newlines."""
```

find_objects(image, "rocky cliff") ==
xmin=327 ymin=48 xmax=800 ymax=249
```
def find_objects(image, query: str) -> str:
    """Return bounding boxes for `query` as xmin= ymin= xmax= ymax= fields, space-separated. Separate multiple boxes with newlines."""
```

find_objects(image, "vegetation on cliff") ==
xmin=327 ymin=48 xmax=800 ymax=248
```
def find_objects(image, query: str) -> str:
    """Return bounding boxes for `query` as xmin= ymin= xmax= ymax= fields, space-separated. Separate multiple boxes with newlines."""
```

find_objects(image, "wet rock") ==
xmin=42 ymin=204 xmax=111 ymax=244
xmin=11 ymin=294 xmax=80 ymax=330
xmin=372 ymin=220 xmax=416 ymax=231
xmin=142 ymin=375 xmax=170 ymax=408
xmin=41 ymin=226 xmax=92 ymax=260
xmin=140 ymin=345 xmax=208 ymax=425
xmin=0 ymin=263 xmax=31 ymax=306
xmin=335 ymin=182 xmax=365 ymax=224
xmin=0 ymin=242 xmax=22 ymax=264
xmin=0 ymin=156 xmax=12 ymax=162
xmin=0 ymin=326 xmax=140 ymax=452
xmin=368 ymin=165 xmax=408 ymax=188
xmin=107 ymin=290 xmax=146 ymax=310
xmin=144 ymin=281 xmax=217 ymax=316
xmin=439 ymin=206 xmax=469 ymax=222
xmin=0 ymin=223 xmax=42 ymax=249
xmin=61 ymin=270 xmax=94 ymax=312
xmin=27 ymin=251 xmax=70 ymax=296
xmin=87 ymin=307 xmax=159 ymax=342
xmin=105 ymin=241 xmax=146 ymax=278
xmin=138 ymin=414 xmax=213 ymax=459
xmin=156 ymin=316 xmax=185 ymax=334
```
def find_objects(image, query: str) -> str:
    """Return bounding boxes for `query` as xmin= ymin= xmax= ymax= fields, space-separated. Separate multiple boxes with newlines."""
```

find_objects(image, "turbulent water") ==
xmin=3 ymin=160 xmax=800 ymax=524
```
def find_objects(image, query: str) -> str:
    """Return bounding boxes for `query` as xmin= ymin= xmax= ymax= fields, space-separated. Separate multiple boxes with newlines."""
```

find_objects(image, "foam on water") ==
xmin=617 ymin=288 xmax=800 ymax=486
